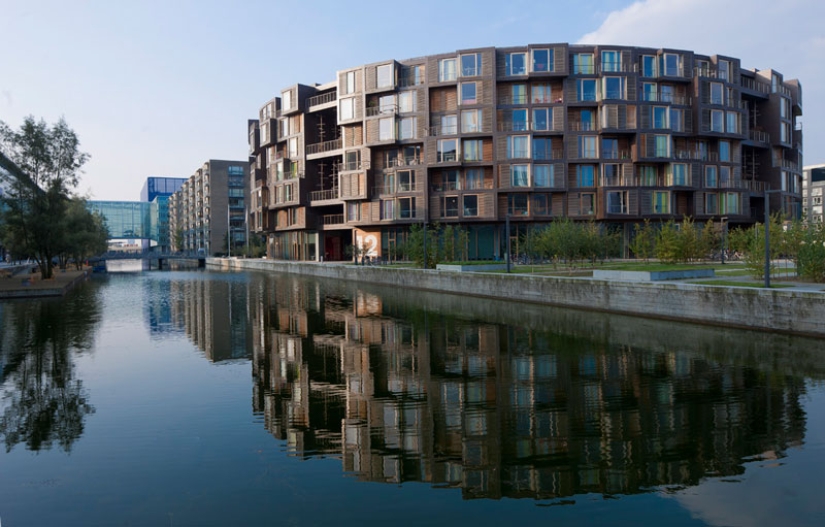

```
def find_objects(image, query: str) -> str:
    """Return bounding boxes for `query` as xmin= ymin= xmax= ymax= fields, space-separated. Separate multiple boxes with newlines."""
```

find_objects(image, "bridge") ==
xmin=88 ymin=251 xmax=206 ymax=270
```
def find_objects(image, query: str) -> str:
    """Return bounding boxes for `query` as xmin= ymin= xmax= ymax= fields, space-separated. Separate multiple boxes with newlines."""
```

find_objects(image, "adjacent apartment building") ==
xmin=248 ymin=44 xmax=802 ymax=261
xmin=802 ymin=164 xmax=824 ymax=224
xmin=169 ymin=160 xmax=249 ymax=256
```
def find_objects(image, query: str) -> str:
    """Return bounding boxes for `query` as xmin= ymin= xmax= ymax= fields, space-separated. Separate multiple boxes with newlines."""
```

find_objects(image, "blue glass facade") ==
xmin=88 ymin=201 xmax=154 ymax=241
xmin=141 ymin=177 xmax=186 ymax=203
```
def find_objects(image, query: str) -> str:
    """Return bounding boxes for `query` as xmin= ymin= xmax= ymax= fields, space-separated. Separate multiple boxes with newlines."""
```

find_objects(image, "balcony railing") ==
xmin=748 ymin=130 xmax=770 ymax=144
xmin=306 ymin=138 xmax=342 ymax=155
xmin=498 ymin=94 xmax=528 ymax=105
xmin=532 ymin=149 xmax=564 ymax=161
xmin=639 ymin=93 xmax=691 ymax=105
xmin=366 ymin=105 xmax=396 ymax=117
xmin=601 ymin=174 xmax=637 ymax=187
xmin=388 ymin=156 xmax=421 ymax=167
xmin=568 ymin=122 xmax=598 ymax=132
xmin=498 ymin=121 xmax=531 ymax=132
xmin=427 ymin=125 xmax=458 ymax=136
xmin=602 ymin=149 xmax=632 ymax=160
xmin=740 ymin=77 xmax=771 ymax=94
xmin=310 ymin=189 xmax=338 ymax=202
xmin=322 ymin=214 xmax=345 ymax=226
xmin=306 ymin=91 xmax=337 ymax=108
xmin=338 ymin=160 xmax=370 ymax=172
xmin=597 ymin=62 xmax=637 ymax=73
xmin=373 ymin=182 xmax=424 ymax=195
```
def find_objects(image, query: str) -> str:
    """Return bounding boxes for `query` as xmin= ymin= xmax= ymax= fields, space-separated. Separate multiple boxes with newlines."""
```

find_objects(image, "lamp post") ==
xmin=720 ymin=216 xmax=728 ymax=264
xmin=505 ymin=214 xmax=511 ymax=273
xmin=764 ymin=189 xmax=782 ymax=288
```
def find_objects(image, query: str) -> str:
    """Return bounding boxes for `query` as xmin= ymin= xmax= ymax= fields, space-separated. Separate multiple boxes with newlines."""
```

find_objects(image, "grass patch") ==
xmin=689 ymin=280 xmax=794 ymax=288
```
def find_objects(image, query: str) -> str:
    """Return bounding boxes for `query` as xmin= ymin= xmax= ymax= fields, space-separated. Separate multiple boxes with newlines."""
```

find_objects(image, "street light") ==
xmin=764 ymin=189 xmax=783 ymax=288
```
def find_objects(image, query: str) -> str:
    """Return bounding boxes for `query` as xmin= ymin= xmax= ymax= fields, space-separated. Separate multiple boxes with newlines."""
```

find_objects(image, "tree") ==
xmin=0 ymin=117 xmax=89 ymax=278
xmin=59 ymin=198 xmax=109 ymax=269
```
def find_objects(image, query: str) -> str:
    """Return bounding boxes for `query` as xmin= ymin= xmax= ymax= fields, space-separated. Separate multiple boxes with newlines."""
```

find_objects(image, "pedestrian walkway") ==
xmin=0 ymin=267 xmax=91 ymax=298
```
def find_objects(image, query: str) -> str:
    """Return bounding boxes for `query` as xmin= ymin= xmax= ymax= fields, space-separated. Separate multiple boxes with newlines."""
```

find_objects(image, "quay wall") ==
xmin=209 ymin=258 xmax=825 ymax=338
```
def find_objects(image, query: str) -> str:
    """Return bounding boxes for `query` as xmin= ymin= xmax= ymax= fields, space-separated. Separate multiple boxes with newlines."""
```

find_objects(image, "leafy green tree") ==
xmin=630 ymin=220 xmax=656 ymax=260
xmin=59 ymin=199 xmax=108 ymax=269
xmin=0 ymin=117 xmax=89 ymax=278
xmin=796 ymin=222 xmax=825 ymax=282
xmin=655 ymin=220 xmax=680 ymax=263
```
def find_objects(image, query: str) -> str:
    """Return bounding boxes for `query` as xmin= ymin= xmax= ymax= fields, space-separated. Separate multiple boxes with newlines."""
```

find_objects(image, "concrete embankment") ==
xmin=209 ymin=258 xmax=825 ymax=338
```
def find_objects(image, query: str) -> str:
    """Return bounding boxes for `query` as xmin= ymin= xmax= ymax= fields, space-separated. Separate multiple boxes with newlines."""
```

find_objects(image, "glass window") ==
xmin=505 ymin=52 xmax=527 ymax=75
xmin=661 ymin=85 xmax=674 ymax=103
xmin=463 ymin=195 xmax=479 ymax=217
xmin=465 ymin=169 xmax=485 ymax=189
xmin=437 ymin=139 xmax=458 ymax=162
xmin=579 ymin=136 xmax=598 ymax=158
xmin=601 ymin=50 xmax=620 ymax=72
xmin=379 ymin=117 xmax=394 ymax=141
xmin=602 ymin=138 xmax=619 ymax=159
xmin=653 ymin=191 xmax=670 ymax=213
xmin=463 ymin=139 xmax=483 ymax=161
xmin=581 ymin=193 xmax=595 ymax=215
xmin=441 ymin=115 xmax=457 ymax=135
xmin=722 ymin=192 xmax=739 ymax=214
xmin=720 ymin=166 xmax=731 ymax=187
xmin=460 ymin=82 xmax=477 ymax=105
xmin=507 ymin=136 xmax=529 ymax=159
xmin=399 ymin=117 xmax=416 ymax=139
xmin=508 ymin=194 xmax=529 ymax=216
xmin=711 ymin=110 xmax=724 ymax=132
xmin=718 ymin=59 xmax=730 ymax=81
xmin=719 ymin=140 xmax=730 ymax=162
xmin=398 ymin=91 xmax=415 ymax=113
xmin=726 ymin=112 xmax=739 ymax=134
xmin=344 ymin=71 xmax=356 ymax=94
xmin=377 ymin=64 xmax=394 ymax=88
xmin=438 ymin=58 xmax=456 ymax=82
xmin=534 ymin=165 xmax=554 ymax=187
xmin=288 ymin=137 xmax=298 ymax=158
xmin=533 ymin=108 xmax=551 ymax=131
xmin=282 ymin=89 xmax=293 ymax=110
xmin=662 ymin=54 xmax=681 ymax=76
xmin=578 ymin=109 xmax=595 ymax=131
xmin=654 ymin=135 xmax=670 ymax=157
xmin=510 ymin=84 xmax=527 ymax=104
xmin=573 ymin=53 xmax=594 ymax=74
xmin=532 ymin=83 xmax=553 ymax=103
xmin=532 ymin=49 xmax=552 ymax=72
xmin=705 ymin=166 xmax=718 ymax=188
xmin=347 ymin=202 xmax=360 ymax=221
xmin=460 ymin=53 xmax=482 ymax=77
xmin=576 ymin=165 xmax=595 ymax=187
xmin=340 ymin=97 xmax=355 ymax=120
xmin=399 ymin=197 xmax=416 ymax=219
xmin=642 ymin=82 xmax=657 ymax=102
xmin=607 ymin=191 xmax=629 ymax=214
xmin=670 ymin=163 xmax=688 ymax=185
xmin=705 ymin=193 xmax=718 ymax=214
xmin=461 ymin=110 xmax=482 ymax=133
xmin=532 ymin=138 xmax=554 ymax=160
xmin=577 ymin=79 xmax=597 ymax=101
xmin=669 ymin=108 xmax=683 ymax=132
xmin=603 ymin=77 xmax=624 ymax=99
xmin=710 ymin=82 xmax=723 ymax=105
xmin=381 ymin=199 xmax=395 ymax=220
xmin=511 ymin=165 xmax=529 ymax=187
xmin=398 ymin=170 xmax=415 ymax=191
xmin=507 ymin=108 xmax=528 ymax=131
xmin=602 ymin=163 xmax=621 ymax=185
xmin=638 ymin=165 xmax=656 ymax=186
xmin=642 ymin=55 xmax=657 ymax=77
xmin=532 ymin=194 xmax=550 ymax=215
xmin=653 ymin=106 xmax=668 ymax=129
xmin=441 ymin=170 xmax=460 ymax=190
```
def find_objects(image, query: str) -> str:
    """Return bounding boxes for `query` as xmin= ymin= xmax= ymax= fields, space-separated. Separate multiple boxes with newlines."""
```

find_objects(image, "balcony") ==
xmin=338 ymin=160 xmax=370 ymax=172
xmin=498 ymin=94 xmax=528 ymax=105
xmin=532 ymin=149 xmax=564 ymax=161
xmin=373 ymin=182 xmax=424 ymax=195
xmin=307 ymin=91 xmax=337 ymax=110
xmin=322 ymin=214 xmax=345 ymax=226
xmin=427 ymin=125 xmax=458 ymax=137
xmin=602 ymin=149 xmax=632 ymax=160
xmin=569 ymin=122 xmax=598 ymax=132
xmin=388 ymin=156 xmax=421 ymax=167
xmin=601 ymin=174 xmax=637 ymax=187
xmin=748 ymin=130 xmax=771 ymax=145
xmin=366 ymin=105 xmax=396 ymax=117
xmin=639 ymin=93 xmax=691 ymax=105
xmin=310 ymin=189 xmax=338 ymax=202
xmin=306 ymin=138 xmax=342 ymax=156
xmin=740 ymin=77 xmax=771 ymax=95
xmin=597 ymin=62 xmax=637 ymax=73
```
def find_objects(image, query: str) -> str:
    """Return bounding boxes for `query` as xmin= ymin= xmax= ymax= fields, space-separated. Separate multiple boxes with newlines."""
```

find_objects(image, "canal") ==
xmin=0 ymin=269 xmax=823 ymax=526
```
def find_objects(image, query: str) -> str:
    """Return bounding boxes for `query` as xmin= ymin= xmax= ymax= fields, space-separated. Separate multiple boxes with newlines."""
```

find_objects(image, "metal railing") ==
xmin=306 ymin=91 xmax=337 ymax=108
xmin=748 ymin=130 xmax=770 ymax=144
xmin=601 ymin=174 xmax=637 ymax=187
xmin=322 ymin=214 xmax=345 ymax=225
xmin=602 ymin=149 xmax=631 ymax=160
xmin=306 ymin=138 xmax=342 ymax=155
xmin=310 ymin=189 xmax=338 ymax=202
xmin=532 ymin=149 xmax=564 ymax=161
xmin=497 ymin=121 xmax=530 ymax=132
xmin=740 ymin=77 xmax=771 ymax=94
xmin=366 ymin=105 xmax=396 ymax=117
xmin=568 ymin=122 xmax=598 ymax=132
xmin=498 ymin=94 xmax=528 ymax=105
xmin=639 ymin=93 xmax=691 ymax=105
xmin=427 ymin=125 xmax=458 ymax=136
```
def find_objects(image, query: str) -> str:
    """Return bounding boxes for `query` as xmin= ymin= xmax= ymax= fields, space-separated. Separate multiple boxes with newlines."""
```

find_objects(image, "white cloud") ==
xmin=579 ymin=0 xmax=825 ymax=164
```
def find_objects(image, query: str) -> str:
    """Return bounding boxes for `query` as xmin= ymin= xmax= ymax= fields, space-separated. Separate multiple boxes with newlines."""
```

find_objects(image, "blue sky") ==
xmin=1 ymin=0 xmax=821 ymax=201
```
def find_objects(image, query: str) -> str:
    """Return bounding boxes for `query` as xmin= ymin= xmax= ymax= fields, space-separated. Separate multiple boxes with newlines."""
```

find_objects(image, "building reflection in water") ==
xmin=247 ymin=274 xmax=813 ymax=501
xmin=145 ymin=273 xmax=252 ymax=362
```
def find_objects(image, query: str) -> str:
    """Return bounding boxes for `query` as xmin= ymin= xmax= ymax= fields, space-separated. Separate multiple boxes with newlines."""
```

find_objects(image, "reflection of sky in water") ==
xmin=1 ymin=271 xmax=824 ymax=526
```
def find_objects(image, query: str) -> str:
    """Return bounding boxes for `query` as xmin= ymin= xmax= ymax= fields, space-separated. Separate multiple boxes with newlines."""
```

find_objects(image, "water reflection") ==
xmin=0 ymin=283 xmax=102 ymax=452
xmin=247 ymin=273 xmax=817 ymax=500
xmin=143 ymin=273 xmax=252 ymax=362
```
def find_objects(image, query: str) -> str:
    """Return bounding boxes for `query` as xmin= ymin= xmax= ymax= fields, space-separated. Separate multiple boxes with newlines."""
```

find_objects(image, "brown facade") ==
xmin=247 ymin=44 xmax=803 ymax=261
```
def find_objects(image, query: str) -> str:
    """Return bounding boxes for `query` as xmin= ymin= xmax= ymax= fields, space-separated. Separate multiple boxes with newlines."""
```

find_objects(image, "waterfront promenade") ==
xmin=211 ymin=258 xmax=825 ymax=338
xmin=0 ymin=266 xmax=91 ymax=299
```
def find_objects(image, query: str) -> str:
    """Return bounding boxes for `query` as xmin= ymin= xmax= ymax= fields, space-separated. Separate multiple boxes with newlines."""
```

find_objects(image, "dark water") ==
xmin=1 ymin=269 xmax=824 ymax=526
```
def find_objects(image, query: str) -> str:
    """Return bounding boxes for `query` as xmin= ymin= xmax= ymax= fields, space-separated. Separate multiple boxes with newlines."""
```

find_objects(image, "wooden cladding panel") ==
xmin=430 ymin=88 xmax=458 ymax=112
xmin=344 ymin=124 xmax=363 ymax=147
xmin=340 ymin=172 xmax=366 ymax=199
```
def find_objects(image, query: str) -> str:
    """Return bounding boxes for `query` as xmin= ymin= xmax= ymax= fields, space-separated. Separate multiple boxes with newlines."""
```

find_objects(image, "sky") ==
xmin=1 ymin=0 xmax=822 ymax=201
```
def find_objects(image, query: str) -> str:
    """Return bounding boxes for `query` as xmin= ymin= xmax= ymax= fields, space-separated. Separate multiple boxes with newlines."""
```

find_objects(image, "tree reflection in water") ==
xmin=0 ymin=283 xmax=101 ymax=452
